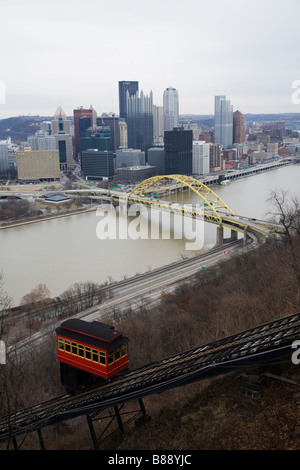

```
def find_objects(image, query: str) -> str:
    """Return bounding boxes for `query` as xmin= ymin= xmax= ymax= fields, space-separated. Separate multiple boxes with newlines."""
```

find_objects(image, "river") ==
xmin=1 ymin=164 xmax=300 ymax=306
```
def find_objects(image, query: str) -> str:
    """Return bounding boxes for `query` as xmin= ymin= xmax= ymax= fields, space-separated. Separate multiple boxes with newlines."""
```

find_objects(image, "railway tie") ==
xmin=0 ymin=311 xmax=299 ymax=445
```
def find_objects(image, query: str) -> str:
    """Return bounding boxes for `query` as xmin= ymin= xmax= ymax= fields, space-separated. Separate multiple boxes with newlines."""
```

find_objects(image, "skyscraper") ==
xmin=233 ymin=110 xmax=246 ymax=144
xmin=80 ymin=126 xmax=112 ymax=153
xmin=118 ymin=81 xmax=139 ymax=120
xmin=126 ymin=90 xmax=154 ymax=154
xmin=163 ymin=86 xmax=179 ymax=131
xmin=153 ymin=105 xmax=164 ymax=144
xmin=164 ymin=127 xmax=192 ymax=175
xmin=210 ymin=144 xmax=223 ymax=171
xmin=214 ymin=95 xmax=233 ymax=149
xmin=192 ymin=141 xmax=210 ymax=175
xmin=52 ymin=106 xmax=73 ymax=169
xmin=52 ymin=106 xmax=71 ymax=135
xmin=40 ymin=121 xmax=52 ymax=136
xmin=97 ymin=114 xmax=120 ymax=152
xmin=0 ymin=142 xmax=9 ymax=177
xmin=73 ymin=106 xmax=97 ymax=159
xmin=119 ymin=120 xmax=128 ymax=147
xmin=26 ymin=132 xmax=56 ymax=151
xmin=81 ymin=150 xmax=114 ymax=180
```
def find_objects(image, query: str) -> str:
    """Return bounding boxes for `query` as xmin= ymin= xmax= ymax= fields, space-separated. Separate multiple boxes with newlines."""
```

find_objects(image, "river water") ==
xmin=1 ymin=164 xmax=300 ymax=306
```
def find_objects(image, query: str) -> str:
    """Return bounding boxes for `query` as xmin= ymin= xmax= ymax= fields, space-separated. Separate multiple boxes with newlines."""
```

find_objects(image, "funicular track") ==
xmin=1 ymin=312 xmax=300 ymax=447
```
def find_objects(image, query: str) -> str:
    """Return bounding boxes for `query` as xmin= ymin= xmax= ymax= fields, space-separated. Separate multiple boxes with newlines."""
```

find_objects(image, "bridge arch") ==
xmin=128 ymin=175 xmax=233 ymax=224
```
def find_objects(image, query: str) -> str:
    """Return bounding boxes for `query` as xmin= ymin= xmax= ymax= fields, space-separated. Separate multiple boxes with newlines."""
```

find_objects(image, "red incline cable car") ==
xmin=56 ymin=319 xmax=130 ymax=394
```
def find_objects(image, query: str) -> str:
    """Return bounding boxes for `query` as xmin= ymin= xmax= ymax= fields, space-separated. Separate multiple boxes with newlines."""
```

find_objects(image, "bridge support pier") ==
xmin=239 ymin=370 xmax=261 ymax=402
xmin=86 ymin=399 xmax=150 ymax=450
xmin=217 ymin=227 xmax=239 ymax=247
xmin=243 ymin=229 xmax=249 ymax=247
xmin=216 ymin=225 xmax=224 ymax=246
xmin=37 ymin=428 xmax=45 ymax=450
xmin=230 ymin=230 xmax=238 ymax=241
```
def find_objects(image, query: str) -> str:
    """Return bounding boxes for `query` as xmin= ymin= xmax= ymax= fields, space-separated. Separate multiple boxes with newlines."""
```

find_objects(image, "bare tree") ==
xmin=20 ymin=283 xmax=51 ymax=306
xmin=0 ymin=271 xmax=12 ymax=339
xmin=20 ymin=284 xmax=51 ymax=331
xmin=268 ymin=189 xmax=300 ymax=237
xmin=267 ymin=189 xmax=300 ymax=303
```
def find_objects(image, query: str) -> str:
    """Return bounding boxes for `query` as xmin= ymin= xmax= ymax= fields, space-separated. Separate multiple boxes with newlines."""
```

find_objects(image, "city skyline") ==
xmin=1 ymin=0 xmax=300 ymax=119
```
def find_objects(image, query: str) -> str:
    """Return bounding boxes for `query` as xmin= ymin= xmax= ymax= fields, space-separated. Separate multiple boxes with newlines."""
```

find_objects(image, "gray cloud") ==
xmin=1 ymin=0 xmax=300 ymax=118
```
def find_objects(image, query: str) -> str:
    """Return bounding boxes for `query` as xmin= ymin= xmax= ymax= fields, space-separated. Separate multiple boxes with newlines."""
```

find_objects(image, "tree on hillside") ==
xmin=268 ymin=189 xmax=300 ymax=236
xmin=0 ymin=271 xmax=12 ymax=340
xmin=20 ymin=284 xmax=51 ymax=332
xmin=20 ymin=284 xmax=51 ymax=306
xmin=268 ymin=189 xmax=300 ymax=305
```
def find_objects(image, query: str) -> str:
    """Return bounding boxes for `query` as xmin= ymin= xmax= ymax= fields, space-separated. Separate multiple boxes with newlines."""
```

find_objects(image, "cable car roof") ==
xmin=56 ymin=319 xmax=129 ymax=350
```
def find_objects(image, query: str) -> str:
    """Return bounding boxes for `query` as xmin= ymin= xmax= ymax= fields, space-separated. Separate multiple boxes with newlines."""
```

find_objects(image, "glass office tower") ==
xmin=164 ymin=127 xmax=193 ymax=175
xmin=118 ymin=81 xmax=139 ymax=120
xmin=126 ymin=90 xmax=154 ymax=155
xmin=163 ymin=86 xmax=179 ymax=131
xmin=214 ymin=95 xmax=233 ymax=149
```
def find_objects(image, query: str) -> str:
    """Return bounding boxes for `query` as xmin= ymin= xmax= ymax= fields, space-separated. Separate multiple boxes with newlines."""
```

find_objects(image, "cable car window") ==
xmin=65 ymin=340 xmax=70 ymax=353
xmin=108 ymin=351 xmax=114 ymax=364
xmin=71 ymin=342 xmax=77 ymax=355
xmin=114 ymin=350 xmax=120 ymax=361
xmin=99 ymin=352 xmax=106 ymax=365
xmin=58 ymin=338 xmax=64 ymax=350
xmin=85 ymin=347 xmax=91 ymax=360
xmin=78 ymin=345 xmax=84 ymax=357
xmin=121 ymin=345 xmax=127 ymax=356
xmin=92 ymin=349 xmax=98 ymax=362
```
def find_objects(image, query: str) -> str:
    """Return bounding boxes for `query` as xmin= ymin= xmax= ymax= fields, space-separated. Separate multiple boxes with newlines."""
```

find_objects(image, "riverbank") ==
xmin=0 ymin=158 xmax=297 ymax=231
xmin=0 ymin=205 xmax=98 ymax=230
xmin=201 ymin=157 xmax=296 ymax=186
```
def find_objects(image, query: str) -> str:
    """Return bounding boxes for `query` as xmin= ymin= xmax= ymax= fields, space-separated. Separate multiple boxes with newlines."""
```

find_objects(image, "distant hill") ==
xmin=180 ymin=113 xmax=300 ymax=129
xmin=0 ymin=116 xmax=52 ymax=142
xmin=179 ymin=115 xmax=214 ymax=128
xmin=1 ymin=113 xmax=300 ymax=142
xmin=0 ymin=115 xmax=72 ymax=142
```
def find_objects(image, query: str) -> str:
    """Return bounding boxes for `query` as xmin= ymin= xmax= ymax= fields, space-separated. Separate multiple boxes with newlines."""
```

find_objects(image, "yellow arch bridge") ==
xmin=123 ymin=174 xmax=282 ymax=244
xmin=126 ymin=174 xmax=233 ymax=225
xmin=67 ymin=175 xmax=282 ymax=242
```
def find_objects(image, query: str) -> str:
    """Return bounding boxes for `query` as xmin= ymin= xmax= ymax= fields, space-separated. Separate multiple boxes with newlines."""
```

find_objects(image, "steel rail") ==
xmin=0 ymin=311 xmax=299 ymax=443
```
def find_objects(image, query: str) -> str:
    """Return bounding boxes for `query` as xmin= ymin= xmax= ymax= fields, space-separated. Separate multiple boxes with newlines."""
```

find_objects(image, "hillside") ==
xmin=179 ymin=112 xmax=300 ymax=129
xmin=1 ymin=113 xmax=300 ymax=143
xmin=0 ymin=116 xmax=52 ymax=141
xmin=0 ymin=115 xmax=70 ymax=142
xmin=111 ymin=235 xmax=300 ymax=450
xmin=116 ymin=363 xmax=300 ymax=450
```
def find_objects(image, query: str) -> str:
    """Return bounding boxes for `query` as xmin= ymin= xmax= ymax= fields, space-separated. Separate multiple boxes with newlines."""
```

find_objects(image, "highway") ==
xmin=81 ymin=239 xmax=244 ymax=322
xmin=7 ymin=239 xmax=246 ymax=355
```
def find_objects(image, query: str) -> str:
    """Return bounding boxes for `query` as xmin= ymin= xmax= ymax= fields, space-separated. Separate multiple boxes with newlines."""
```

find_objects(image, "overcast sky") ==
xmin=1 ymin=0 xmax=300 ymax=119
